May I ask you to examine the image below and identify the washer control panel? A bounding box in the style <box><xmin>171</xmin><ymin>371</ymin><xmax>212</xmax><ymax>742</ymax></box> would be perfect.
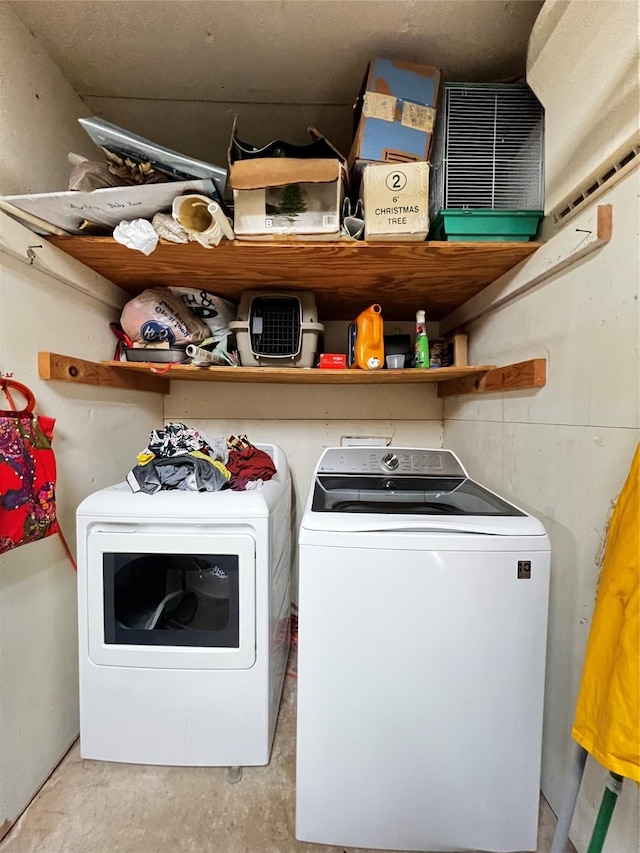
<box><xmin>318</xmin><ymin>448</ymin><xmax>466</xmax><ymax>477</ymax></box>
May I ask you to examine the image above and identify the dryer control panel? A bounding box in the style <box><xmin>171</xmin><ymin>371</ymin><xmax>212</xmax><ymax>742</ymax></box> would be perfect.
<box><xmin>317</xmin><ymin>448</ymin><xmax>467</xmax><ymax>477</ymax></box>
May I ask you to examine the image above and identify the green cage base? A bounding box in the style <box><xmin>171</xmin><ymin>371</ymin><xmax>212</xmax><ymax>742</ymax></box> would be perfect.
<box><xmin>431</xmin><ymin>209</ymin><xmax>543</xmax><ymax>242</ymax></box>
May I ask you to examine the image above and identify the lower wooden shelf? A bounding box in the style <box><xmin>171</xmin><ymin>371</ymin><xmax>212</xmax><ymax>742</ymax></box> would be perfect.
<box><xmin>38</xmin><ymin>352</ymin><xmax>546</xmax><ymax>397</ymax></box>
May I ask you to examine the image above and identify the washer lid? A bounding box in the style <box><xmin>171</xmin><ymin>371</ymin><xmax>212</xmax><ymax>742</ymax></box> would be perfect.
<box><xmin>304</xmin><ymin>474</ymin><xmax>547</xmax><ymax>537</ymax></box>
<box><xmin>304</xmin><ymin>446</ymin><xmax>546</xmax><ymax>537</ymax></box>
<box><xmin>300</xmin><ymin>511</ymin><xmax>547</xmax><ymax>538</ymax></box>
<box><xmin>311</xmin><ymin>474</ymin><xmax>524</xmax><ymax>516</ymax></box>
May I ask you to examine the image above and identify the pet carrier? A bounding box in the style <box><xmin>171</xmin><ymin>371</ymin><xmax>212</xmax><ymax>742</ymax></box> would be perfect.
<box><xmin>430</xmin><ymin>83</ymin><xmax>545</xmax><ymax>240</ymax></box>
<box><xmin>229</xmin><ymin>291</ymin><xmax>323</xmax><ymax>368</ymax></box>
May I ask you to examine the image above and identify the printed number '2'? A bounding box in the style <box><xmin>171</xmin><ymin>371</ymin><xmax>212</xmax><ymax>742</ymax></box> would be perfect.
<box><xmin>385</xmin><ymin>171</ymin><xmax>407</xmax><ymax>192</ymax></box>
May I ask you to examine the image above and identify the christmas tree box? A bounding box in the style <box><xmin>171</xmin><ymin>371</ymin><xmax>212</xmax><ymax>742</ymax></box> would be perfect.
<box><xmin>361</xmin><ymin>161</ymin><xmax>430</xmax><ymax>242</ymax></box>
<box><xmin>228</xmin><ymin>118</ymin><xmax>347</xmax><ymax>241</ymax></box>
<box><xmin>349</xmin><ymin>59</ymin><xmax>441</xmax><ymax>176</ymax></box>
<box><xmin>229</xmin><ymin>158</ymin><xmax>345</xmax><ymax>241</ymax></box>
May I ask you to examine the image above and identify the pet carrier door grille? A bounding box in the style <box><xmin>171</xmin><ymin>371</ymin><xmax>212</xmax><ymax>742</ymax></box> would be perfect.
<box><xmin>431</xmin><ymin>84</ymin><xmax>544</xmax><ymax>218</ymax></box>
<box><xmin>250</xmin><ymin>296</ymin><xmax>302</xmax><ymax>358</ymax></box>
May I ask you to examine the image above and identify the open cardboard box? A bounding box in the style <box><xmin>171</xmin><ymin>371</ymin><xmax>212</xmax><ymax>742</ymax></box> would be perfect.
<box><xmin>228</xmin><ymin>120</ymin><xmax>347</xmax><ymax>241</ymax></box>
<box><xmin>230</xmin><ymin>158</ymin><xmax>344</xmax><ymax>241</ymax></box>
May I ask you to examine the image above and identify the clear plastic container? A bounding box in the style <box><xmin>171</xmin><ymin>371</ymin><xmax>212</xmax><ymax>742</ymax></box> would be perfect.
<box><xmin>386</xmin><ymin>354</ymin><xmax>405</xmax><ymax>369</ymax></box>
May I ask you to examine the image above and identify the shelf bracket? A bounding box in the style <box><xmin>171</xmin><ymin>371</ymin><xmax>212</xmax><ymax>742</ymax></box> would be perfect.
<box><xmin>440</xmin><ymin>204</ymin><xmax>613</xmax><ymax>333</ymax></box>
<box><xmin>38</xmin><ymin>352</ymin><xmax>169</xmax><ymax>394</ymax></box>
<box><xmin>437</xmin><ymin>358</ymin><xmax>546</xmax><ymax>397</ymax></box>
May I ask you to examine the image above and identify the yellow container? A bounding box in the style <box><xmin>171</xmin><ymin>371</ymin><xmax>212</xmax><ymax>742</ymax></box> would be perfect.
<box><xmin>348</xmin><ymin>304</ymin><xmax>384</xmax><ymax>370</ymax></box>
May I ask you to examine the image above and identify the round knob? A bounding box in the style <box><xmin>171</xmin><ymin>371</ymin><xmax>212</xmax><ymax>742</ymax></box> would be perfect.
<box><xmin>381</xmin><ymin>452</ymin><xmax>399</xmax><ymax>471</ymax></box>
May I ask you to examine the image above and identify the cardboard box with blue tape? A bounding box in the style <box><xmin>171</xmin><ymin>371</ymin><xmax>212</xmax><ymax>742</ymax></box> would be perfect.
<box><xmin>349</xmin><ymin>58</ymin><xmax>441</xmax><ymax>174</ymax></box>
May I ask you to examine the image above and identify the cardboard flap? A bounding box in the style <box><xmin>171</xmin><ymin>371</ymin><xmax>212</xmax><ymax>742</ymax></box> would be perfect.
<box><xmin>229</xmin><ymin>158</ymin><xmax>341</xmax><ymax>190</ymax></box>
<box><xmin>307</xmin><ymin>127</ymin><xmax>347</xmax><ymax>164</ymax></box>
<box><xmin>229</xmin><ymin>117</ymin><xmax>346</xmax><ymax>166</ymax></box>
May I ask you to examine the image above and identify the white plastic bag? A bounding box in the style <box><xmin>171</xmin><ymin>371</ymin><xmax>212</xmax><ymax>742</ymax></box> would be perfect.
<box><xmin>121</xmin><ymin>288</ymin><xmax>209</xmax><ymax>346</ymax></box>
<box><xmin>170</xmin><ymin>288</ymin><xmax>237</xmax><ymax>342</ymax></box>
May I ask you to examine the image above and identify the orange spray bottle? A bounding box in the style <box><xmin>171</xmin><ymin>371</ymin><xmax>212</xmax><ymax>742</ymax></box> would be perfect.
<box><xmin>348</xmin><ymin>304</ymin><xmax>384</xmax><ymax>370</ymax></box>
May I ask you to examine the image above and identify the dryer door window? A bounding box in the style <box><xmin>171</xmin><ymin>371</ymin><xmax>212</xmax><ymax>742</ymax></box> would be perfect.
<box><xmin>103</xmin><ymin>552</ymin><xmax>240</xmax><ymax>648</ymax></box>
<box><xmin>86</xmin><ymin>531</ymin><xmax>256</xmax><ymax>670</ymax></box>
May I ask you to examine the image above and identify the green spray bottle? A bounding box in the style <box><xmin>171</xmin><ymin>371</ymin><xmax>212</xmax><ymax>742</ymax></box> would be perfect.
<box><xmin>414</xmin><ymin>309</ymin><xmax>430</xmax><ymax>368</ymax></box>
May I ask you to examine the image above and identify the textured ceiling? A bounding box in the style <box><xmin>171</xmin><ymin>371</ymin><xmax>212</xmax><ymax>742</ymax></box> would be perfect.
<box><xmin>9</xmin><ymin>0</ymin><xmax>544</xmax><ymax>164</ymax></box>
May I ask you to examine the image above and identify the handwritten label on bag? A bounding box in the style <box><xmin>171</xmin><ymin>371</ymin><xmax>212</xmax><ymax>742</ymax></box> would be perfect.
<box><xmin>401</xmin><ymin>103</ymin><xmax>435</xmax><ymax>133</ymax></box>
<box><xmin>363</xmin><ymin>92</ymin><xmax>397</xmax><ymax>123</ymax></box>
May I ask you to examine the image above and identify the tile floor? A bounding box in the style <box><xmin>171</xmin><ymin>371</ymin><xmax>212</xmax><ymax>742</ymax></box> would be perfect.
<box><xmin>2</xmin><ymin>667</ymin><xmax>565</xmax><ymax>853</ymax></box>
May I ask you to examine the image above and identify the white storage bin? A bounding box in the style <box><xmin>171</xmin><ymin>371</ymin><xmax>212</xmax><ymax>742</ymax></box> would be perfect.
<box><xmin>230</xmin><ymin>290</ymin><xmax>323</xmax><ymax>368</ymax></box>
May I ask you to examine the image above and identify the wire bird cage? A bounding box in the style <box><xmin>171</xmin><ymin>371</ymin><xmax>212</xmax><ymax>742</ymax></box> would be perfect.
<box><xmin>430</xmin><ymin>83</ymin><xmax>545</xmax><ymax>220</ymax></box>
<box><xmin>229</xmin><ymin>291</ymin><xmax>323</xmax><ymax>368</ymax></box>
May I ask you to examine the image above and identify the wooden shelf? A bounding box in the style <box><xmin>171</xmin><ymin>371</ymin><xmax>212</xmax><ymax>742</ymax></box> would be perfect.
<box><xmin>102</xmin><ymin>362</ymin><xmax>496</xmax><ymax>385</ymax></box>
<box><xmin>38</xmin><ymin>352</ymin><xmax>546</xmax><ymax>397</ymax></box>
<box><xmin>47</xmin><ymin>237</ymin><xmax>542</xmax><ymax>321</ymax></box>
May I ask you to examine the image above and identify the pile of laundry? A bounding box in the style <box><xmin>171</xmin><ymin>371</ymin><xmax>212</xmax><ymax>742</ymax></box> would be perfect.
<box><xmin>126</xmin><ymin>424</ymin><xmax>276</xmax><ymax>494</ymax></box>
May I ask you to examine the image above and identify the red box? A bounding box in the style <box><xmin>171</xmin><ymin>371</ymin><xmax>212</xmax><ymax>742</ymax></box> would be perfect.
<box><xmin>318</xmin><ymin>353</ymin><xmax>347</xmax><ymax>369</ymax></box>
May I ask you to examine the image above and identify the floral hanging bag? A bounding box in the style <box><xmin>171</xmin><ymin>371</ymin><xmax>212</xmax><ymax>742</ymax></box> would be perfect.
<box><xmin>0</xmin><ymin>379</ymin><xmax>59</xmax><ymax>554</ymax></box>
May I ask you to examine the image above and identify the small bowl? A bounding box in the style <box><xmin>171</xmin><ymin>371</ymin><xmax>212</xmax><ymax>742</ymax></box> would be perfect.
<box><xmin>124</xmin><ymin>347</ymin><xmax>189</xmax><ymax>363</ymax></box>
<box><xmin>386</xmin><ymin>354</ymin><xmax>405</xmax><ymax>369</ymax></box>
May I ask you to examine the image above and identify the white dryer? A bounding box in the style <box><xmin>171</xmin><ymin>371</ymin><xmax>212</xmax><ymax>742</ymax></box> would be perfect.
<box><xmin>76</xmin><ymin>444</ymin><xmax>290</xmax><ymax>768</ymax></box>
<box><xmin>296</xmin><ymin>447</ymin><xmax>550</xmax><ymax>853</ymax></box>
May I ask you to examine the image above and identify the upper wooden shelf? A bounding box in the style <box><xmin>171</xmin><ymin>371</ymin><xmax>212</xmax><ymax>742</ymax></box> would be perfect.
<box><xmin>47</xmin><ymin>237</ymin><xmax>542</xmax><ymax>321</ymax></box>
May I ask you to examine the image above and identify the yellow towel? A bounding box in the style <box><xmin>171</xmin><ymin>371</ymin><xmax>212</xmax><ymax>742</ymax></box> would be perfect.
<box><xmin>572</xmin><ymin>444</ymin><xmax>640</xmax><ymax>782</ymax></box>
<box><xmin>189</xmin><ymin>451</ymin><xmax>231</xmax><ymax>481</ymax></box>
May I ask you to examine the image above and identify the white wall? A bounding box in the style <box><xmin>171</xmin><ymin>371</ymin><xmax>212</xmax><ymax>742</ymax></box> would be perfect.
<box><xmin>527</xmin><ymin>0</ymin><xmax>640</xmax><ymax>215</ymax></box>
<box><xmin>0</xmin><ymin>3</ymin><xmax>95</xmax><ymax>195</ymax></box>
<box><xmin>443</xmin><ymin>173</ymin><xmax>640</xmax><ymax>853</ymax></box>
<box><xmin>0</xmin><ymin>4</ymin><xmax>164</xmax><ymax>831</ymax></box>
<box><xmin>0</xmin><ymin>251</ymin><xmax>163</xmax><ymax>829</ymax></box>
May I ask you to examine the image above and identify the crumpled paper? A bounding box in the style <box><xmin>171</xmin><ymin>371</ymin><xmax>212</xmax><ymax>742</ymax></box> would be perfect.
<box><xmin>113</xmin><ymin>219</ymin><xmax>159</xmax><ymax>255</ymax></box>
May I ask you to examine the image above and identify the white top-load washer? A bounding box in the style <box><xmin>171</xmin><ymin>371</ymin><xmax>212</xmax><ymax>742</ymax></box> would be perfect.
<box><xmin>77</xmin><ymin>443</ymin><xmax>290</xmax><ymax>768</ymax></box>
<box><xmin>296</xmin><ymin>447</ymin><xmax>550</xmax><ymax>853</ymax></box>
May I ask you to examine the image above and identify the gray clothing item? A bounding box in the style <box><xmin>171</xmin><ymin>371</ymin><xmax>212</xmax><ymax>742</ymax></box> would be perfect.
<box><xmin>127</xmin><ymin>455</ymin><xmax>228</xmax><ymax>495</ymax></box>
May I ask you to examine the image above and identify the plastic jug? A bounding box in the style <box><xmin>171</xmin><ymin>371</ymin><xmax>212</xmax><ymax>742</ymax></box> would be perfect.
<box><xmin>348</xmin><ymin>304</ymin><xmax>384</xmax><ymax>370</ymax></box>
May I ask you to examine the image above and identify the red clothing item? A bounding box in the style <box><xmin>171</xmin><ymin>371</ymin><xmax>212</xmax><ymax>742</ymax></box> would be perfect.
<box><xmin>0</xmin><ymin>415</ymin><xmax>59</xmax><ymax>554</ymax></box>
<box><xmin>226</xmin><ymin>436</ymin><xmax>276</xmax><ymax>490</ymax></box>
